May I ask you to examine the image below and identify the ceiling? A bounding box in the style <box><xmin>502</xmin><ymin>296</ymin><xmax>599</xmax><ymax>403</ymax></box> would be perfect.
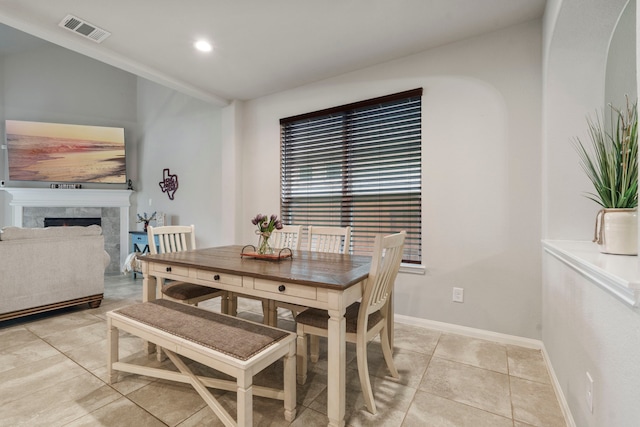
<box><xmin>0</xmin><ymin>0</ymin><xmax>546</xmax><ymax>106</ymax></box>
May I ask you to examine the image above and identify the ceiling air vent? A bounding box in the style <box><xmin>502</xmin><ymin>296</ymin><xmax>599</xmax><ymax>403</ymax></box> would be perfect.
<box><xmin>58</xmin><ymin>14</ymin><xmax>111</xmax><ymax>43</ymax></box>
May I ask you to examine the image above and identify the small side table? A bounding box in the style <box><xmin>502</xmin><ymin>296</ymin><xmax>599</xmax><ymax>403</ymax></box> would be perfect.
<box><xmin>129</xmin><ymin>231</ymin><xmax>159</xmax><ymax>278</ymax></box>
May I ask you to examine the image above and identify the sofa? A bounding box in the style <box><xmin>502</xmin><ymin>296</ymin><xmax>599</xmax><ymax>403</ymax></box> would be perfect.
<box><xmin>0</xmin><ymin>225</ymin><xmax>110</xmax><ymax>321</ymax></box>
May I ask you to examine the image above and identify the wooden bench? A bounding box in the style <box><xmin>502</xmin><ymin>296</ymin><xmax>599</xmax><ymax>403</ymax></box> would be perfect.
<box><xmin>107</xmin><ymin>299</ymin><xmax>296</xmax><ymax>427</ymax></box>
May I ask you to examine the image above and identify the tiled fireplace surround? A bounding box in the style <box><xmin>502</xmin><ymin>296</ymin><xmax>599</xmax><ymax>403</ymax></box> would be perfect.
<box><xmin>2</xmin><ymin>188</ymin><xmax>132</xmax><ymax>274</ymax></box>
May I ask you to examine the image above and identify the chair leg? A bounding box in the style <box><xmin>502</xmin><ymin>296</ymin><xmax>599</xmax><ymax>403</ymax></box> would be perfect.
<box><xmin>310</xmin><ymin>335</ymin><xmax>320</xmax><ymax>363</ymax></box>
<box><xmin>356</xmin><ymin>335</ymin><xmax>377</xmax><ymax>414</ymax></box>
<box><xmin>268</xmin><ymin>300</ymin><xmax>277</xmax><ymax>326</ymax></box>
<box><xmin>229</xmin><ymin>294</ymin><xmax>238</xmax><ymax>316</ymax></box>
<box><xmin>220</xmin><ymin>292</ymin><xmax>229</xmax><ymax>315</ymax></box>
<box><xmin>296</xmin><ymin>332</ymin><xmax>308</xmax><ymax>385</ymax></box>
<box><xmin>380</xmin><ymin>325</ymin><xmax>399</xmax><ymax>378</ymax></box>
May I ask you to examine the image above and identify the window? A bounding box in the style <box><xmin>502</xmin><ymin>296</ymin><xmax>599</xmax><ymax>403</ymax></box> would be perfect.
<box><xmin>280</xmin><ymin>88</ymin><xmax>422</xmax><ymax>263</ymax></box>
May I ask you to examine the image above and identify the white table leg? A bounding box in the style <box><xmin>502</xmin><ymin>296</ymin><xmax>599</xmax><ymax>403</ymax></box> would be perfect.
<box><xmin>326</xmin><ymin>306</ymin><xmax>346</xmax><ymax>427</ymax></box>
<box><xmin>142</xmin><ymin>264</ymin><xmax>156</xmax><ymax>303</ymax></box>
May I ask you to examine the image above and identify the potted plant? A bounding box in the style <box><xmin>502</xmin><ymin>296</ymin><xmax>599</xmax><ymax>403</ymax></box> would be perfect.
<box><xmin>574</xmin><ymin>96</ymin><xmax>638</xmax><ymax>255</ymax></box>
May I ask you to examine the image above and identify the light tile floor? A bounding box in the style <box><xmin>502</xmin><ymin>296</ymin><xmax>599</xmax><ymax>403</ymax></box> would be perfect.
<box><xmin>0</xmin><ymin>274</ymin><xmax>567</xmax><ymax>427</ymax></box>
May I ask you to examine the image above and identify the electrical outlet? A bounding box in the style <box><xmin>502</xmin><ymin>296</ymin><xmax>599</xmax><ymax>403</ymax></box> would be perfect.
<box><xmin>586</xmin><ymin>372</ymin><xmax>594</xmax><ymax>413</ymax></box>
<box><xmin>452</xmin><ymin>287</ymin><xmax>464</xmax><ymax>303</ymax></box>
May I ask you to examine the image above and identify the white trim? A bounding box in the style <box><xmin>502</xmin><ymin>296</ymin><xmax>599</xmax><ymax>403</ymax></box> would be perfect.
<box><xmin>399</xmin><ymin>263</ymin><xmax>426</xmax><ymax>275</ymax></box>
<box><xmin>394</xmin><ymin>314</ymin><xmax>542</xmax><ymax>349</ymax></box>
<box><xmin>541</xmin><ymin>345</ymin><xmax>578</xmax><ymax>427</ymax></box>
<box><xmin>395</xmin><ymin>313</ymin><xmax>575</xmax><ymax>426</ymax></box>
<box><xmin>542</xmin><ymin>240</ymin><xmax>640</xmax><ymax>307</ymax></box>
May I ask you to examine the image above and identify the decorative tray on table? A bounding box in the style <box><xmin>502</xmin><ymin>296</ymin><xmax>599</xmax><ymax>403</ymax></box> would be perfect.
<box><xmin>240</xmin><ymin>245</ymin><xmax>293</xmax><ymax>261</ymax></box>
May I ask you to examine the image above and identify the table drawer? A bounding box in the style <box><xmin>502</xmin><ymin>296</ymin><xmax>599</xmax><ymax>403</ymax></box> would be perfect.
<box><xmin>254</xmin><ymin>278</ymin><xmax>317</xmax><ymax>300</ymax></box>
<box><xmin>196</xmin><ymin>270</ymin><xmax>243</xmax><ymax>288</ymax></box>
<box><xmin>152</xmin><ymin>263</ymin><xmax>189</xmax><ymax>278</ymax></box>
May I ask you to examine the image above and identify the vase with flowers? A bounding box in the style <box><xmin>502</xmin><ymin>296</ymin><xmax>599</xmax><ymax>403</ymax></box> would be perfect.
<box><xmin>574</xmin><ymin>96</ymin><xmax>638</xmax><ymax>255</ymax></box>
<box><xmin>137</xmin><ymin>211</ymin><xmax>157</xmax><ymax>232</ymax></box>
<box><xmin>251</xmin><ymin>213</ymin><xmax>283</xmax><ymax>254</ymax></box>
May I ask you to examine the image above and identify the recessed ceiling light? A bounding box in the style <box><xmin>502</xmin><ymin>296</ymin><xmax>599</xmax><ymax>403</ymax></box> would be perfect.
<box><xmin>194</xmin><ymin>40</ymin><xmax>212</xmax><ymax>52</ymax></box>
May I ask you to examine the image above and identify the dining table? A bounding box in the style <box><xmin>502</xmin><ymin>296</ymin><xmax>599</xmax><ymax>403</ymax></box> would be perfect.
<box><xmin>139</xmin><ymin>244</ymin><xmax>374</xmax><ymax>427</ymax></box>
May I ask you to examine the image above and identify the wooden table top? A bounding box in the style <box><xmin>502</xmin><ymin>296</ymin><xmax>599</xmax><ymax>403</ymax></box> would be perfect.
<box><xmin>140</xmin><ymin>245</ymin><xmax>372</xmax><ymax>290</ymax></box>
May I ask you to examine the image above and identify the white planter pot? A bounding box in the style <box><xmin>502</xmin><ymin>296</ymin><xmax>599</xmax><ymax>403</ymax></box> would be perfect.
<box><xmin>594</xmin><ymin>208</ymin><xmax>638</xmax><ymax>255</ymax></box>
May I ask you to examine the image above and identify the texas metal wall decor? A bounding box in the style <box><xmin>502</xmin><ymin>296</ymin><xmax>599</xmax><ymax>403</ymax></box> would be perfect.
<box><xmin>159</xmin><ymin>168</ymin><xmax>179</xmax><ymax>200</ymax></box>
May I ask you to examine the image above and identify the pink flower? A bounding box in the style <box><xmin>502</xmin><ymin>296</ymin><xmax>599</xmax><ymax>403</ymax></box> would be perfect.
<box><xmin>251</xmin><ymin>213</ymin><xmax>282</xmax><ymax>233</ymax></box>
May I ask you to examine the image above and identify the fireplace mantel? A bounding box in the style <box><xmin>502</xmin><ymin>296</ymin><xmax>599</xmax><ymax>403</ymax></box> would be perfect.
<box><xmin>1</xmin><ymin>187</ymin><xmax>132</xmax><ymax>208</ymax></box>
<box><xmin>1</xmin><ymin>187</ymin><xmax>133</xmax><ymax>267</ymax></box>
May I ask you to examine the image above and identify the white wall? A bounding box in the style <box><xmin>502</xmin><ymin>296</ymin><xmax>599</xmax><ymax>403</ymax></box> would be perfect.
<box><xmin>135</xmin><ymin>78</ymin><xmax>223</xmax><ymax>248</ymax></box>
<box><xmin>219</xmin><ymin>100</ymin><xmax>245</xmax><ymax>245</ymax></box>
<box><xmin>542</xmin><ymin>1</ymin><xmax>640</xmax><ymax>425</ymax></box>
<box><xmin>0</xmin><ymin>45</ymin><xmax>137</xmax><ymax>226</ymax></box>
<box><xmin>0</xmin><ymin>55</ymin><xmax>5</xmax><ymax>225</ymax></box>
<box><xmin>239</xmin><ymin>20</ymin><xmax>543</xmax><ymax>339</ymax></box>
<box><xmin>543</xmin><ymin>0</ymin><xmax>629</xmax><ymax>240</ymax></box>
<box><xmin>0</xmin><ymin>40</ymin><xmax>226</xmax><ymax>252</ymax></box>
<box><xmin>543</xmin><ymin>253</ymin><xmax>640</xmax><ymax>426</ymax></box>
<box><xmin>605</xmin><ymin>0</ymin><xmax>637</xmax><ymax>108</ymax></box>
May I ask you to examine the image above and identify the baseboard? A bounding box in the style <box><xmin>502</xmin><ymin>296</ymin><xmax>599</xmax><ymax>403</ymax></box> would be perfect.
<box><xmin>394</xmin><ymin>314</ymin><xmax>576</xmax><ymax>426</ymax></box>
<box><xmin>394</xmin><ymin>314</ymin><xmax>542</xmax><ymax>348</ymax></box>
<box><xmin>540</xmin><ymin>345</ymin><xmax>577</xmax><ymax>427</ymax></box>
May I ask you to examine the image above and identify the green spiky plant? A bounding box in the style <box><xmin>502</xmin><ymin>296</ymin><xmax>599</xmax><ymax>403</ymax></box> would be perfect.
<box><xmin>574</xmin><ymin>97</ymin><xmax>638</xmax><ymax>209</ymax></box>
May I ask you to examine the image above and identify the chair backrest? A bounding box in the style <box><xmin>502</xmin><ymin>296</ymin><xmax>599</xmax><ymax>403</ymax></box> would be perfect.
<box><xmin>147</xmin><ymin>225</ymin><xmax>196</xmax><ymax>254</ymax></box>
<box><xmin>306</xmin><ymin>225</ymin><xmax>351</xmax><ymax>254</ymax></box>
<box><xmin>358</xmin><ymin>231</ymin><xmax>406</xmax><ymax>330</ymax></box>
<box><xmin>271</xmin><ymin>225</ymin><xmax>302</xmax><ymax>250</ymax></box>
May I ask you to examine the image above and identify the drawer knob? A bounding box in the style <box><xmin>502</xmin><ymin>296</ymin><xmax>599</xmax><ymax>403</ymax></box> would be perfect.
<box><xmin>166</xmin><ymin>267</ymin><xmax>172</xmax><ymax>272</ymax></box>
<box><xmin>214</xmin><ymin>274</ymin><xmax>220</xmax><ymax>281</ymax></box>
<box><xmin>278</xmin><ymin>284</ymin><xmax>286</xmax><ymax>292</ymax></box>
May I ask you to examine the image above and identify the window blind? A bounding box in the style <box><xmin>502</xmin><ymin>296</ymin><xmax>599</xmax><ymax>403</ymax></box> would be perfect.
<box><xmin>280</xmin><ymin>88</ymin><xmax>422</xmax><ymax>263</ymax></box>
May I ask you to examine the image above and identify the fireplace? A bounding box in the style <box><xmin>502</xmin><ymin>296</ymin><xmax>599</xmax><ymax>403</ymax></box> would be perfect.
<box><xmin>45</xmin><ymin>217</ymin><xmax>102</xmax><ymax>227</ymax></box>
<box><xmin>0</xmin><ymin>188</ymin><xmax>133</xmax><ymax>274</ymax></box>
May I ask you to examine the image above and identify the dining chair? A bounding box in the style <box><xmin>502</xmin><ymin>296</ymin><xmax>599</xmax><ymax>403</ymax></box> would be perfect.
<box><xmin>147</xmin><ymin>225</ymin><xmax>228</xmax><ymax>310</ymax></box>
<box><xmin>230</xmin><ymin>225</ymin><xmax>303</xmax><ymax>325</ymax></box>
<box><xmin>306</xmin><ymin>225</ymin><xmax>351</xmax><ymax>254</ymax></box>
<box><xmin>295</xmin><ymin>230</ymin><xmax>406</xmax><ymax>414</ymax></box>
<box><xmin>275</xmin><ymin>224</ymin><xmax>353</xmax><ymax>323</ymax></box>
<box><xmin>267</xmin><ymin>225</ymin><xmax>305</xmax><ymax>323</ymax></box>
<box><xmin>271</xmin><ymin>224</ymin><xmax>302</xmax><ymax>251</ymax></box>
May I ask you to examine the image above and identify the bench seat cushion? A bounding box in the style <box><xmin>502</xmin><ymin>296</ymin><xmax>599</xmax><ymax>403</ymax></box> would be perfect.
<box><xmin>114</xmin><ymin>299</ymin><xmax>290</xmax><ymax>361</ymax></box>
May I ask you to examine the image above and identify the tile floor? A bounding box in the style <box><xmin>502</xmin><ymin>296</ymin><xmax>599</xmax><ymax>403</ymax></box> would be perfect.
<box><xmin>0</xmin><ymin>274</ymin><xmax>567</xmax><ymax>427</ymax></box>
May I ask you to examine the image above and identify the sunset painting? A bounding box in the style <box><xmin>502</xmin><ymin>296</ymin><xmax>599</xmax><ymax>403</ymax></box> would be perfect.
<box><xmin>6</xmin><ymin>120</ymin><xmax>126</xmax><ymax>183</ymax></box>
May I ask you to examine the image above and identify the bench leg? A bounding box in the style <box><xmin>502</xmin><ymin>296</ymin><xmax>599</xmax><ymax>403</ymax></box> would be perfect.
<box><xmin>237</xmin><ymin>372</ymin><xmax>253</xmax><ymax>427</ymax></box>
<box><xmin>284</xmin><ymin>341</ymin><xmax>297</xmax><ymax>421</ymax></box>
<box><xmin>107</xmin><ymin>318</ymin><xmax>119</xmax><ymax>384</ymax></box>
<box><xmin>164</xmin><ymin>349</ymin><xmax>238</xmax><ymax>426</ymax></box>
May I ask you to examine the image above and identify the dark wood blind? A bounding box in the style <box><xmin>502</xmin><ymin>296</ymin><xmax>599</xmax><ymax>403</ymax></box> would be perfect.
<box><xmin>280</xmin><ymin>88</ymin><xmax>422</xmax><ymax>263</ymax></box>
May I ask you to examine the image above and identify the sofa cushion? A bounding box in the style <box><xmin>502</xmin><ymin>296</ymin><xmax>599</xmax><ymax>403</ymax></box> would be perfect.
<box><xmin>0</xmin><ymin>224</ymin><xmax>103</xmax><ymax>241</ymax></box>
